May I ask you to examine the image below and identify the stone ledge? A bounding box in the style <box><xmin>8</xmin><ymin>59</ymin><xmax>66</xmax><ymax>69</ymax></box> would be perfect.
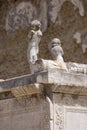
<box><xmin>36</xmin><ymin>68</ymin><xmax>87</xmax><ymax>87</ymax></box>
<box><xmin>0</xmin><ymin>73</ymin><xmax>37</xmax><ymax>92</ymax></box>
<box><xmin>0</xmin><ymin>68</ymin><xmax>87</xmax><ymax>95</ymax></box>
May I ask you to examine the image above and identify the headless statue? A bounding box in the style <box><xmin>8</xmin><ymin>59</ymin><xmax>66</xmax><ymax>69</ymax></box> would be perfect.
<box><xmin>48</xmin><ymin>38</ymin><xmax>68</xmax><ymax>71</ymax></box>
<box><xmin>27</xmin><ymin>20</ymin><xmax>42</xmax><ymax>72</ymax></box>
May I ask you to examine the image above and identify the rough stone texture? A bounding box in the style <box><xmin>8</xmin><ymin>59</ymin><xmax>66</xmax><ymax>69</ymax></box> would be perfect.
<box><xmin>0</xmin><ymin>0</ymin><xmax>87</xmax><ymax>79</ymax></box>
<box><xmin>0</xmin><ymin>94</ymin><xmax>50</xmax><ymax>130</ymax></box>
<box><xmin>11</xmin><ymin>83</ymin><xmax>43</xmax><ymax>97</ymax></box>
<box><xmin>73</xmin><ymin>30</ymin><xmax>87</xmax><ymax>53</ymax></box>
<box><xmin>48</xmin><ymin>0</ymin><xmax>84</xmax><ymax>24</ymax></box>
<box><xmin>6</xmin><ymin>0</ymin><xmax>84</xmax><ymax>32</ymax></box>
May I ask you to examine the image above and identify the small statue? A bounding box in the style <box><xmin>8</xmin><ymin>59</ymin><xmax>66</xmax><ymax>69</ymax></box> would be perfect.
<box><xmin>48</xmin><ymin>38</ymin><xmax>68</xmax><ymax>71</ymax></box>
<box><xmin>27</xmin><ymin>20</ymin><xmax>42</xmax><ymax>64</ymax></box>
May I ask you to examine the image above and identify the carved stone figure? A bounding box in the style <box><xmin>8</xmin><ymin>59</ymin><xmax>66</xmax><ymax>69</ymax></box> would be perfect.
<box><xmin>48</xmin><ymin>38</ymin><xmax>68</xmax><ymax>71</ymax></box>
<box><xmin>27</xmin><ymin>20</ymin><xmax>42</xmax><ymax>73</ymax></box>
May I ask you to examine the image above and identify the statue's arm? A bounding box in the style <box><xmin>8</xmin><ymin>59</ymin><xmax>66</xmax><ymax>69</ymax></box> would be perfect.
<box><xmin>28</xmin><ymin>30</ymin><xmax>35</xmax><ymax>40</ymax></box>
<box><xmin>37</xmin><ymin>31</ymin><xmax>42</xmax><ymax>38</ymax></box>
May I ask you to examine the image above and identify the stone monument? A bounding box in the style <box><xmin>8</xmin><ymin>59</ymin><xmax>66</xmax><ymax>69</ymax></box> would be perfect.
<box><xmin>1</xmin><ymin>19</ymin><xmax>87</xmax><ymax>130</ymax></box>
<box><xmin>27</xmin><ymin>23</ymin><xmax>68</xmax><ymax>73</ymax></box>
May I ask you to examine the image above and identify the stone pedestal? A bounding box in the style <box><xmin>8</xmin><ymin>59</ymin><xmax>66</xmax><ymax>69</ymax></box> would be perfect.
<box><xmin>0</xmin><ymin>68</ymin><xmax>87</xmax><ymax>130</ymax></box>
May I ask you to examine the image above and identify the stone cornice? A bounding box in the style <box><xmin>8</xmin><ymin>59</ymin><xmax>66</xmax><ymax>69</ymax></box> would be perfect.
<box><xmin>0</xmin><ymin>68</ymin><xmax>87</xmax><ymax>96</ymax></box>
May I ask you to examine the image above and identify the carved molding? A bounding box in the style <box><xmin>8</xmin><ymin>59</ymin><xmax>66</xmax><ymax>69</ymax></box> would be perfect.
<box><xmin>54</xmin><ymin>105</ymin><xmax>64</xmax><ymax>130</ymax></box>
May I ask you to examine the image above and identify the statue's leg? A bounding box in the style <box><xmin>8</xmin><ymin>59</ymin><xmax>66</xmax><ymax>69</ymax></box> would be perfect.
<box><xmin>30</xmin><ymin>47</ymin><xmax>38</xmax><ymax>64</ymax></box>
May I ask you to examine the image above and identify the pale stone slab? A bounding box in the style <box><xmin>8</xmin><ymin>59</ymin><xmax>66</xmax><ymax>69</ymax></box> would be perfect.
<box><xmin>0</xmin><ymin>95</ymin><xmax>50</xmax><ymax>130</ymax></box>
<box><xmin>65</xmin><ymin>108</ymin><xmax>87</xmax><ymax>130</ymax></box>
<box><xmin>36</xmin><ymin>68</ymin><xmax>87</xmax><ymax>87</ymax></box>
<box><xmin>53</xmin><ymin>94</ymin><xmax>87</xmax><ymax>130</ymax></box>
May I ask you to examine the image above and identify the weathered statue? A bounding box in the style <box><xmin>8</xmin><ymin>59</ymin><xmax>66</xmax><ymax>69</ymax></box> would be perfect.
<box><xmin>28</xmin><ymin>35</ymin><xmax>87</xmax><ymax>74</ymax></box>
<box><xmin>27</xmin><ymin>20</ymin><xmax>42</xmax><ymax>72</ymax></box>
<box><xmin>48</xmin><ymin>38</ymin><xmax>68</xmax><ymax>71</ymax></box>
<box><xmin>27</xmin><ymin>20</ymin><xmax>42</xmax><ymax>64</ymax></box>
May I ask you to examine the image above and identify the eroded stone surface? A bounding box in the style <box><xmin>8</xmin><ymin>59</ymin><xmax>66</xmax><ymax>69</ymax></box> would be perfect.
<box><xmin>48</xmin><ymin>0</ymin><xmax>84</xmax><ymax>24</ymax></box>
<box><xmin>6</xmin><ymin>0</ymin><xmax>48</xmax><ymax>32</ymax></box>
<box><xmin>6</xmin><ymin>0</ymin><xmax>84</xmax><ymax>32</ymax></box>
<box><xmin>6</xmin><ymin>2</ymin><xmax>37</xmax><ymax>32</ymax></box>
<box><xmin>73</xmin><ymin>29</ymin><xmax>87</xmax><ymax>53</ymax></box>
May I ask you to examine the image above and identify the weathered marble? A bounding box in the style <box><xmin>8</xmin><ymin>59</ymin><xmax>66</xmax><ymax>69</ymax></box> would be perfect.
<box><xmin>27</xmin><ymin>20</ymin><xmax>42</xmax><ymax>73</ymax></box>
<box><xmin>36</xmin><ymin>68</ymin><xmax>87</xmax><ymax>89</ymax></box>
<box><xmin>1</xmin><ymin>67</ymin><xmax>87</xmax><ymax>95</ymax></box>
<box><xmin>0</xmin><ymin>69</ymin><xmax>87</xmax><ymax>130</ymax></box>
<box><xmin>27</xmin><ymin>20</ymin><xmax>42</xmax><ymax>64</ymax></box>
<box><xmin>0</xmin><ymin>95</ymin><xmax>50</xmax><ymax>130</ymax></box>
<box><xmin>31</xmin><ymin>59</ymin><xmax>87</xmax><ymax>74</ymax></box>
<box><xmin>66</xmin><ymin>62</ymin><xmax>87</xmax><ymax>74</ymax></box>
<box><xmin>0</xmin><ymin>1</ymin><xmax>87</xmax><ymax>130</ymax></box>
<box><xmin>0</xmin><ymin>64</ymin><xmax>87</xmax><ymax>130</ymax></box>
<box><xmin>53</xmin><ymin>94</ymin><xmax>87</xmax><ymax>130</ymax></box>
<box><xmin>48</xmin><ymin>38</ymin><xmax>68</xmax><ymax>71</ymax></box>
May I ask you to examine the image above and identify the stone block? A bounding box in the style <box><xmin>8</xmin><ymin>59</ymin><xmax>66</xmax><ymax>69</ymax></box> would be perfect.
<box><xmin>0</xmin><ymin>95</ymin><xmax>50</xmax><ymax>130</ymax></box>
<box><xmin>53</xmin><ymin>94</ymin><xmax>87</xmax><ymax>130</ymax></box>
